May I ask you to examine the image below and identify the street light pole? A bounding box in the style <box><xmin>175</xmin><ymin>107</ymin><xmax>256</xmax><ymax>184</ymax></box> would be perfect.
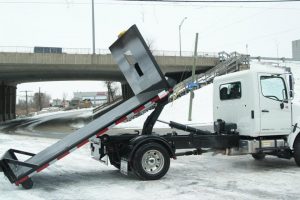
<box><xmin>179</xmin><ymin>17</ymin><xmax>187</xmax><ymax>57</ymax></box>
<box><xmin>92</xmin><ymin>0</ymin><xmax>96</xmax><ymax>54</ymax></box>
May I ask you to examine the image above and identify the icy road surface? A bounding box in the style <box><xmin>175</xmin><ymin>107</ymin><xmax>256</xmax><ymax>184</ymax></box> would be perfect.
<box><xmin>0</xmin><ymin>133</ymin><xmax>299</xmax><ymax>200</ymax></box>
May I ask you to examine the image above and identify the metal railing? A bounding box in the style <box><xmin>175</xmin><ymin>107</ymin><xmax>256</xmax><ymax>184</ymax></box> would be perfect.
<box><xmin>0</xmin><ymin>46</ymin><xmax>217</xmax><ymax>58</ymax></box>
<box><xmin>151</xmin><ymin>50</ymin><xmax>218</xmax><ymax>58</ymax></box>
<box><xmin>0</xmin><ymin>46</ymin><xmax>110</xmax><ymax>55</ymax></box>
<box><xmin>92</xmin><ymin>96</ymin><xmax>123</xmax><ymax>114</ymax></box>
<box><xmin>171</xmin><ymin>52</ymin><xmax>250</xmax><ymax>100</ymax></box>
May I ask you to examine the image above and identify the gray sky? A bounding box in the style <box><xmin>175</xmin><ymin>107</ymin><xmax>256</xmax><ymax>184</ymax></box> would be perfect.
<box><xmin>1</xmin><ymin>0</ymin><xmax>300</xmax><ymax>100</ymax></box>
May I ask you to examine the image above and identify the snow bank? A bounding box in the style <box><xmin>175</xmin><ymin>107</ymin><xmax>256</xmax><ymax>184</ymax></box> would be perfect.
<box><xmin>30</xmin><ymin>107</ymin><xmax>93</xmax><ymax>119</ymax></box>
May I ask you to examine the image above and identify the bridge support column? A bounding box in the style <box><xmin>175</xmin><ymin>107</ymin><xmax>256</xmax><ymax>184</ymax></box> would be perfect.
<box><xmin>8</xmin><ymin>85</ymin><xmax>16</xmax><ymax>120</ymax></box>
<box><xmin>12</xmin><ymin>86</ymin><xmax>16</xmax><ymax>119</ymax></box>
<box><xmin>0</xmin><ymin>83</ymin><xmax>16</xmax><ymax>122</ymax></box>
<box><xmin>121</xmin><ymin>83</ymin><xmax>134</xmax><ymax>100</ymax></box>
<box><xmin>5</xmin><ymin>85</ymin><xmax>9</xmax><ymax>120</ymax></box>
<box><xmin>0</xmin><ymin>84</ymin><xmax>5</xmax><ymax>122</ymax></box>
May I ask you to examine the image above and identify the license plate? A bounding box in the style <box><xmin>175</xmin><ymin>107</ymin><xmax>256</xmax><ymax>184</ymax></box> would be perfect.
<box><xmin>120</xmin><ymin>159</ymin><xmax>128</xmax><ymax>175</ymax></box>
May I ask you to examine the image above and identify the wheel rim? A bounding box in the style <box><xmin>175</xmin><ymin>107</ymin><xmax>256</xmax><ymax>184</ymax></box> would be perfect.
<box><xmin>141</xmin><ymin>149</ymin><xmax>165</xmax><ymax>175</ymax></box>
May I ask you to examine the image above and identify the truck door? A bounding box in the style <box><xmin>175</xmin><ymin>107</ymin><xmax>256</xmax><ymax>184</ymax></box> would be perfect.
<box><xmin>259</xmin><ymin>73</ymin><xmax>291</xmax><ymax>136</ymax></box>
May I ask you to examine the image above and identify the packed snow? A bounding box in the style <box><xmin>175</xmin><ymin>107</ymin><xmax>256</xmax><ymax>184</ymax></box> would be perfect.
<box><xmin>0</xmin><ymin>133</ymin><xmax>300</xmax><ymax>200</ymax></box>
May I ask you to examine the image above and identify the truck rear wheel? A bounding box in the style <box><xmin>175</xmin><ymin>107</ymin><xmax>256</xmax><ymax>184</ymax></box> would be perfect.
<box><xmin>294</xmin><ymin>137</ymin><xmax>300</xmax><ymax>167</ymax></box>
<box><xmin>252</xmin><ymin>152</ymin><xmax>266</xmax><ymax>160</ymax></box>
<box><xmin>132</xmin><ymin>142</ymin><xmax>170</xmax><ymax>180</ymax></box>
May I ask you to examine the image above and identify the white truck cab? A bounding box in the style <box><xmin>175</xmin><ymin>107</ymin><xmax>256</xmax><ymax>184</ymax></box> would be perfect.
<box><xmin>213</xmin><ymin>67</ymin><xmax>300</xmax><ymax>162</ymax></box>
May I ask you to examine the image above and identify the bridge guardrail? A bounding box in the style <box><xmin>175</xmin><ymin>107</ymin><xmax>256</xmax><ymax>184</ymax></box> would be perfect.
<box><xmin>0</xmin><ymin>46</ymin><xmax>217</xmax><ymax>58</ymax></box>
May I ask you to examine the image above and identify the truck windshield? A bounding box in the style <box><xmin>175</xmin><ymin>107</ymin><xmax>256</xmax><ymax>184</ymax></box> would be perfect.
<box><xmin>260</xmin><ymin>76</ymin><xmax>287</xmax><ymax>101</ymax></box>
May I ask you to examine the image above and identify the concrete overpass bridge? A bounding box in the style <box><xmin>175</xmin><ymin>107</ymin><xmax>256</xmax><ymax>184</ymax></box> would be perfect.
<box><xmin>0</xmin><ymin>47</ymin><xmax>220</xmax><ymax>122</ymax></box>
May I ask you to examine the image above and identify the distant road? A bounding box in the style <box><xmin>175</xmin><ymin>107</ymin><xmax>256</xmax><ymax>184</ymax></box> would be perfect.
<box><xmin>0</xmin><ymin>109</ymin><xmax>93</xmax><ymax>139</ymax></box>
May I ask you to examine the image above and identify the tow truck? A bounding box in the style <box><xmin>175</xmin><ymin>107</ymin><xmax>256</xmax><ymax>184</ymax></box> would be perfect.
<box><xmin>0</xmin><ymin>25</ymin><xmax>299</xmax><ymax>189</ymax></box>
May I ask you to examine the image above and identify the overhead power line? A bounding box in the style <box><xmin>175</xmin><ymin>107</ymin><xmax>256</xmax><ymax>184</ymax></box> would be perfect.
<box><xmin>0</xmin><ymin>0</ymin><xmax>300</xmax><ymax>4</ymax></box>
<box><xmin>221</xmin><ymin>25</ymin><xmax>300</xmax><ymax>47</ymax></box>
<box><xmin>0</xmin><ymin>1</ymin><xmax>299</xmax><ymax>9</ymax></box>
<box><xmin>120</xmin><ymin>0</ymin><xmax>300</xmax><ymax>3</ymax></box>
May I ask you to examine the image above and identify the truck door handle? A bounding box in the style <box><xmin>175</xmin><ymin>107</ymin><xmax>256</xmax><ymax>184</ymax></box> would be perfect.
<box><xmin>262</xmin><ymin>110</ymin><xmax>269</xmax><ymax>113</ymax></box>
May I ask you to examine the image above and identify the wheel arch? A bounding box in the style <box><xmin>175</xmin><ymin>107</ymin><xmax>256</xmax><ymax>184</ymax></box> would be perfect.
<box><xmin>288</xmin><ymin>129</ymin><xmax>300</xmax><ymax>150</ymax></box>
<box><xmin>293</xmin><ymin>132</ymin><xmax>300</xmax><ymax>149</ymax></box>
<box><xmin>128</xmin><ymin>135</ymin><xmax>175</xmax><ymax>162</ymax></box>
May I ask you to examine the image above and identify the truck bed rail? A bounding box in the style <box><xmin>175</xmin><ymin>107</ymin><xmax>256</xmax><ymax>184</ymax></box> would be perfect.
<box><xmin>0</xmin><ymin>24</ymin><xmax>172</xmax><ymax>187</ymax></box>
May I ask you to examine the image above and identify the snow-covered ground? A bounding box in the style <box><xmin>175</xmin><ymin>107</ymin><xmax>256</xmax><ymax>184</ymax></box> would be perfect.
<box><xmin>0</xmin><ymin>133</ymin><xmax>300</xmax><ymax>200</ymax></box>
<box><xmin>0</xmin><ymin>108</ymin><xmax>94</xmax><ymax>138</ymax></box>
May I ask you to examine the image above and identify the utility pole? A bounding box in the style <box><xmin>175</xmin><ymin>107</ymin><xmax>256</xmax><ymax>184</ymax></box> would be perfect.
<box><xmin>188</xmin><ymin>33</ymin><xmax>198</xmax><ymax>121</ymax></box>
<box><xmin>20</xmin><ymin>90</ymin><xmax>33</xmax><ymax>115</ymax></box>
<box><xmin>92</xmin><ymin>0</ymin><xmax>96</xmax><ymax>54</ymax></box>
<box><xmin>106</xmin><ymin>81</ymin><xmax>115</xmax><ymax>103</ymax></box>
<box><xmin>38</xmin><ymin>87</ymin><xmax>42</xmax><ymax>111</ymax></box>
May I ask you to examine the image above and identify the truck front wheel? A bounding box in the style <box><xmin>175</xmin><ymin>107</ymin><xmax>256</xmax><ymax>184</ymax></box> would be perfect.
<box><xmin>132</xmin><ymin>142</ymin><xmax>170</xmax><ymax>180</ymax></box>
<box><xmin>294</xmin><ymin>137</ymin><xmax>300</xmax><ymax>167</ymax></box>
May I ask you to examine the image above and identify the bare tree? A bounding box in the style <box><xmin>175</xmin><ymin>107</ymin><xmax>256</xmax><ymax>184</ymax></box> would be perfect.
<box><xmin>62</xmin><ymin>92</ymin><xmax>68</xmax><ymax>101</ymax></box>
<box><xmin>146</xmin><ymin>38</ymin><xmax>155</xmax><ymax>53</ymax></box>
<box><xmin>33</xmin><ymin>92</ymin><xmax>51</xmax><ymax>110</ymax></box>
<box><xmin>104</xmin><ymin>81</ymin><xmax>119</xmax><ymax>103</ymax></box>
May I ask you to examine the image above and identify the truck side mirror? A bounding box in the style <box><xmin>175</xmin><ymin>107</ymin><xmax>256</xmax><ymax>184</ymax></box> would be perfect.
<box><xmin>289</xmin><ymin>74</ymin><xmax>294</xmax><ymax>99</ymax></box>
<box><xmin>290</xmin><ymin>90</ymin><xmax>294</xmax><ymax>99</ymax></box>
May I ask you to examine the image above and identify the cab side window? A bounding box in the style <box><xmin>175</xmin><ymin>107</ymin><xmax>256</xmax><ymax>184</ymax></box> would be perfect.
<box><xmin>260</xmin><ymin>76</ymin><xmax>287</xmax><ymax>101</ymax></box>
<box><xmin>220</xmin><ymin>82</ymin><xmax>241</xmax><ymax>100</ymax></box>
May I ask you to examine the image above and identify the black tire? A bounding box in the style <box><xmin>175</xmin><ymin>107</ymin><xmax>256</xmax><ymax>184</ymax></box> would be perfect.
<box><xmin>132</xmin><ymin>142</ymin><xmax>170</xmax><ymax>180</ymax></box>
<box><xmin>294</xmin><ymin>137</ymin><xmax>300</xmax><ymax>167</ymax></box>
<box><xmin>252</xmin><ymin>152</ymin><xmax>266</xmax><ymax>160</ymax></box>
<box><xmin>21</xmin><ymin>178</ymin><xmax>33</xmax><ymax>189</ymax></box>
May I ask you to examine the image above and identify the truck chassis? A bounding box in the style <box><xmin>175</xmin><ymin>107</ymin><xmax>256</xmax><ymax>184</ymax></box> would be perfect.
<box><xmin>91</xmin><ymin>98</ymin><xmax>294</xmax><ymax>181</ymax></box>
